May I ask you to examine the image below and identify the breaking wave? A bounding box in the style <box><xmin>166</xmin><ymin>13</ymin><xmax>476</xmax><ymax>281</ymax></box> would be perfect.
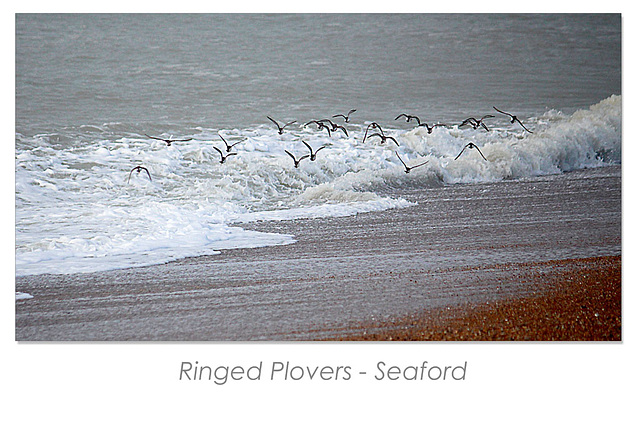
<box><xmin>15</xmin><ymin>95</ymin><xmax>621</xmax><ymax>276</ymax></box>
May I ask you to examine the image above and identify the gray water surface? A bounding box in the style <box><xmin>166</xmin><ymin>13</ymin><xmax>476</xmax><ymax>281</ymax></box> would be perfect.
<box><xmin>16</xmin><ymin>13</ymin><xmax>621</xmax><ymax>135</ymax></box>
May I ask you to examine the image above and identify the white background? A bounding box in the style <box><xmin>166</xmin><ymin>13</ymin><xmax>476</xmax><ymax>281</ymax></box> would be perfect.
<box><xmin>5</xmin><ymin>2</ymin><xmax>637</xmax><ymax>426</ymax></box>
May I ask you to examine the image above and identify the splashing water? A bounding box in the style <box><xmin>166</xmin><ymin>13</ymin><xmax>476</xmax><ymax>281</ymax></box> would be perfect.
<box><xmin>15</xmin><ymin>95</ymin><xmax>621</xmax><ymax>276</ymax></box>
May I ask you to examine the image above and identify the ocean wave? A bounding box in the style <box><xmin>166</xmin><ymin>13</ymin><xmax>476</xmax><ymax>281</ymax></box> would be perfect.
<box><xmin>15</xmin><ymin>95</ymin><xmax>621</xmax><ymax>276</ymax></box>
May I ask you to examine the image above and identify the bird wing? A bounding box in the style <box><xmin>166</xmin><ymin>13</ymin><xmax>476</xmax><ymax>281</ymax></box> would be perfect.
<box><xmin>302</xmin><ymin>140</ymin><xmax>313</xmax><ymax>154</ymax></box>
<box><xmin>515</xmin><ymin>118</ymin><xmax>533</xmax><ymax>133</ymax></box>
<box><xmin>367</xmin><ymin>133</ymin><xmax>383</xmax><ymax>140</ymax></box>
<box><xmin>174</xmin><ymin>138</ymin><xmax>192</xmax><ymax>142</ymax></box>
<box><xmin>315</xmin><ymin>145</ymin><xmax>327</xmax><ymax>153</ymax></box>
<box><xmin>337</xmin><ymin>125</ymin><xmax>348</xmax><ymax>137</ymax></box>
<box><xmin>212</xmin><ymin>146</ymin><xmax>224</xmax><ymax>159</ymax></box>
<box><xmin>492</xmin><ymin>106</ymin><xmax>511</xmax><ymax>117</ymax></box>
<box><xmin>267</xmin><ymin>116</ymin><xmax>280</xmax><ymax>128</ymax></box>
<box><xmin>363</xmin><ymin>123</ymin><xmax>380</xmax><ymax>143</ymax></box>
<box><xmin>145</xmin><ymin>134</ymin><xmax>164</xmax><ymax>141</ymax></box>
<box><xmin>331</xmin><ymin>114</ymin><xmax>346</xmax><ymax>119</ymax></box>
<box><xmin>410</xmin><ymin>160</ymin><xmax>429</xmax><ymax>170</ymax></box>
<box><xmin>141</xmin><ymin>167</ymin><xmax>152</xmax><ymax>181</ymax></box>
<box><xmin>387</xmin><ymin>136</ymin><xmax>399</xmax><ymax>146</ymax></box>
<box><xmin>367</xmin><ymin>121</ymin><xmax>382</xmax><ymax>131</ymax></box>
<box><xmin>128</xmin><ymin>166</ymin><xmax>151</xmax><ymax>183</ymax></box>
<box><xmin>348</xmin><ymin>109</ymin><xmax>357</xmax><ymax>115</ymax></box>
<box><xmin>454</xmin><ymin>145</ymin><xmax>468</xmax><ymax>160</ymax></box>
<box><xmin>395</xmin><ymin>114</ymin><xmax>407</xmax><ymax>120</ymax></box>
<box><xmin>284</xmin><ymin>150</ymin><xmax>296</xmax><ymax>161</ymax></box>
<box><xmin>409</xmin><ymin>115</ymin><xmax>421</xmax><ymax>125</ymax></box>
<box><xmin>299</xmin><ymin>155</ymin><xmax>310</xmax><ymax>161</ymax></box>
<box><xmin>283</xmin><ymin>121</ymin><xmax>297</xmax><ymax>128</ymax></box>
<box><xmin>473</xmin><ymin>145</ymin><xmax>488</xmax><ymax>160</ymax></box>
<box><xmin>395</xmin><ymin>151</ymin><xmax>408</xmax><ymax>169</ymax></box>
<box><xmin>480</xmin><ymin>115</ymin><xmax>495</xmax><ymax>120</ymax></box>
<box><xmin>362</xmin><ymin>125</ymin><xmax>371</xmax><ymax>143</ymax></box>
<box><xmin>415</xmin><ymin>160</ymin><xmax>429</xmax><ymax>168</ymax></box>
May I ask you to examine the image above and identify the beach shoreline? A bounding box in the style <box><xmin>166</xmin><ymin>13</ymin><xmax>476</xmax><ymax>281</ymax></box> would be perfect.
<box><xmin>15</xmin><ymin>166</ymin><xmax>621</xmax><ymax>341</ymax></box>
<box><xmin>323</xmin><ymin>255</ymin><xmax>621</xmax><ymax>341</ymax></box>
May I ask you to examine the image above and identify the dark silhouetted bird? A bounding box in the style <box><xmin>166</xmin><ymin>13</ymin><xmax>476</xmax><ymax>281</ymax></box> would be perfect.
<box><xmin>492</xmin><ymin>106</ymin><xmax>533</xmax><ymax>133</ymax></box>
<box><xmin>304</xmin><ymin>120</ymin><xmax>333</xmax><ymax>137</ymax></box>
<box><xmin>212</xmin><ymin>146</ymin><xmax>237</xmax><ymax>164</ymax></box>
<box><xmin>284</xmin><ymin>150</ymin><xmax>310</xmax><ymax>168</ymax></box>
<box><xmin>362</xmin><ymin>122</ymin><xmax>384</xmax><ymax>143</ymax></box>
<box><xmin>324</xmin><ymin>119</ymin><xmax>348</xmax><ymax>137</ymax></box>
<box><xmin>267</xmin><ymin>116</ymin><xmax>297</xmax><ymax>134</ymax></box>
<box><xmin>395</xmin><ymin>113</ymin><xmax>422</xmax><ymax>125</ymax></box>
<box><xmin>128</xmin><ymin>166</ymin><xmax>152</xmax><ymax>183</ymax></box>
<box><xmin>218</xmin><ymin>134</ymin><xmax>243</xmax><ymax>152</ymax></box>
<box><xmin>455</xmin><ymin>143</ymin><xmax>487</xmax><ymax>161</ymax></box>
<box><xmin>332</xmin><ymin>109</ymin><xmax>357</xmax><ymax>123</ymax></box>
<box><xmin>302</xmin><ymin>140</ymin><xmax>326</xmax><ymax>161</ymax></box>
<box><xmin>145</xmin><ymin>134</ymin><xmax>192</xmax><ymax>146</ymax></box>
<box><xmin>460</xmin><ymin>115</ymin><xmax>494</xmax><ymax>131</ymax></box>
<box><xmin>367</xmin><ymin>133</ymin><xmax>399</xmax><ymax>146</ymax></box>
<box><xmin>396</xmin><ymin>152</ymin><xmax>429</xmax><ymax>173</ymax></box>
<box><xmin>418</xmin><ymin>122</ymin><xmax>448</xmax><ymax>134</ymax></box>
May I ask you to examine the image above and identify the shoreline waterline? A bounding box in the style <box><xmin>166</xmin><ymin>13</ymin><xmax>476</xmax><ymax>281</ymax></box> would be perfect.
<box><xmin>15</xmin><ymin>95</ymin><xmax>621</xmax><ymax>277</ymax></box>
<box><xmin>15</xmin><ymin>165</ymin><xmax>621</xmax><ymax>341</ymax></box>
<box><xmin>324</xmin><ymin>255</ymin><xmax>621</xmax><ymax>341</ymax></box>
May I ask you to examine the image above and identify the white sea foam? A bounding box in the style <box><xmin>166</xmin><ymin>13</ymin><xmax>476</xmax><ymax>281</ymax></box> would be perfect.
<box><xmin>15</xmin><ymin>96</ymin><xmax>621</xmax><ymax>276</ymax></box>
<box><xmin>15</xmin><ymin>292</ymin><xmax>34</xmax><ymax>301</ymax></box>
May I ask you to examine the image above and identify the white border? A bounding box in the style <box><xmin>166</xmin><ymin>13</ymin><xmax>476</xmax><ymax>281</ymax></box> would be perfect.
<box><xmin>5</xmin><ymin>3</ymin><xmax>637</xmax><ymax>426</ymax></box>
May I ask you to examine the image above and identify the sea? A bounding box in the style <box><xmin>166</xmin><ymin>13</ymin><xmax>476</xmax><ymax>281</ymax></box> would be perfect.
<box><xmin>15</xmin><ymin>13</ymin><xmax>622</xmax><ymax>277</ymax></box>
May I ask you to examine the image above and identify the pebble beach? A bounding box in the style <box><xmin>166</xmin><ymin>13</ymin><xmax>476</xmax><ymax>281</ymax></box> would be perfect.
<box><xmin>15</xmin><ymin>166</ymin><xmax>621</xmax><ymax>341</ymax></box>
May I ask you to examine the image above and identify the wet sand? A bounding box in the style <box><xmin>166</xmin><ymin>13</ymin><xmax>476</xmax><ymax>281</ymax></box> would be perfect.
<box><xmin>329</xmin><ymin>256</ymin><xmax>621</xmax><ymax>341</ymax></box>
<box><xmin>15</xmin><ymin>166</ymin><xmax>621</xmax><ymax>341</ymax></box>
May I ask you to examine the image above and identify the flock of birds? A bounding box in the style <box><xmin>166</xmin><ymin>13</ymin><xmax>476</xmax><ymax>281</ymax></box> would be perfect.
<box><xmin>127</xmin><ymin>106</ymin><xmax>534</xmax><ymax>183</ymax></box>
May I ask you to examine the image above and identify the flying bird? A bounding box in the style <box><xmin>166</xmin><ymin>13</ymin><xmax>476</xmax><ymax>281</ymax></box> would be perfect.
<box><xmin>418</xmin><ymin>122</ymin><xmax>448</xmax><ymax>134</ymax></box>
<box><xmin>304</xmin><ymin>120</ymin><xmax>333</xmax><ymax>137</ymax></box>
<box><xmin>308</xmin><ymin>119</ymin><xmax>349</xmax><ymax>137</ymax></box>
<box><xmin>302</xmin><ymin>140</ymin><xmax>326</xmax><ymax>161</ymax></box>
<box><xmin>460</xmin><ymin>115</ymin><xmax>494</xmax><ymax>131</ymax></box>
<box><xmin>267</xmin><ymin>116</ymin><xmax>297</xmax><ymax>134</ymax></box>
<box><xmin>367</xmin><ymin>133</ymin><xmax>399</xmax><ymax>146</ymax></box>
<box><xmin>395</xmin><ymin>113</ymin><xmax>421</xmax><ymax>125</ymax></box>
<box><xmin>362</xmin><ymin>122</ymin><xmax>384</xmax><ymax>143</ymax></box>
<box><xmin>492</xmin><ymin>106</ymin><xmax>533</xmax><ymax>133</ymax></box>
<box><xmin>128</xmin><ymin>166</ymin><xmax>152</xmax><ymax>183</ymax></box>
<box><xmin>332</xmin><ymin>109</ymin><xmax>357</xmax><ymax>123</ymax></box>
<box><xmin>212</xmin><ymin>146</ymin><xmax>238</xmax><ymax>164</ymax></box>
<box><xmin>145</xmin><ymin>134</ymin><xmax>193</xmax><ymax>146</ymax></box>
<box><xmin>332</xmin><ymin>124</ymin><xmax>348</xmax><ymax>137</ymax></box>
<box><xmin>455</xmin><ymin>143</ymin><xmax>487</xmax><ymax>161</ymax></box>
<box><xmin>324</xmin><ymin>119</ymin><xmax>349</xmax><ymax>137</ymax></box>
<box><xmin>396</xmin><ymin>152</ymin><xmax>429</xmax><ymax>174</ymax></box>
<box><xmin>284</xmin><ymin>150</ymin><xmax>310</xmax><ymax>168</ymax></box>
<box><xmin>218</xmin><ymin>134</ymin><xmax>243</xmax><ymax>152</ymax></box>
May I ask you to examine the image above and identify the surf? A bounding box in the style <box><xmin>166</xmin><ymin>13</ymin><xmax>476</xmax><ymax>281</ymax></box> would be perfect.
<box><xmin>14</xmin><ymin>95</ymin><xmax>621</xmax><ymax>276</ymax></box>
